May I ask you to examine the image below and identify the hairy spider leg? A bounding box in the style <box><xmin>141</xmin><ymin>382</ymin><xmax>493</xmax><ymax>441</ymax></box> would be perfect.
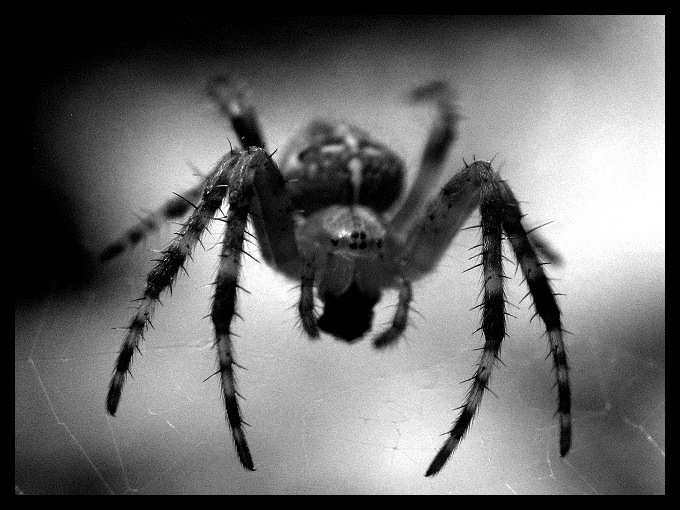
<box><xmin>106</xmin><ymin>146</ymin><xmax>301</xmax><ymax>472</ymax></box>
<box><xmin>372</xmin><ymin>278</ymin><xmax>413</xmax><ymax>348</ymax></box>
<box><xmin>207</xmin><ymin>75</ymin><xmax>325</xmax><ymax>343</ymax></box>
<box><xmin>368</xmin><ymin>82</ymin><xmax>460</xmax><ymax>350</ymax></box>
<box><xmin>207</xmin><ymin>75</ymin><xmax>266</xmax><ymax>149</ymax></box>
<box><xmin>99</xmin><ymin>184</ymin><xmax>204</xmax><ymax>262</ymax></box>
<box><xmin>299</xmin><ymin>257</ymin><xmax>320</xmax><ymax>338</ymax></box>
<box><xmin>100</xmin><ymin>76</ymin><xmax>267</xmax><ymax>264</ymax></box>
<box><xmin>499</xmin><ymin>182</ymin><xmax>571</xmax><ymax>457</ymax></box>
<box><xmin>390</xmin><ymin>81</ymin><xmax>460</xmax><ymax>238</ymax></box>
<box><xmin>106</xmin><ymin>151</ymin><xmax>237</xmax><ymax>414</ymax></box>
<box><xmin>210</xmin><ymin>147</ymin><xmax>301</xmax><ymax>471</ymax></box>
<box><xmin>210</xmin><ymin>153</ymin><xmax>257</xmax><ymax>471</ymax></box>
<box><xmin>424</xmin><ymin>166</ymin><xmax>509</xmax><ymax>476</ymax></box>
<box><xmin>206</xmin><ymin>75</ymin><xmax>306</xmax><ymax>276</ymax></box>
<box><xmin>397</xmin><ymin>160</ymin><xmax>571</xmax><ymax>476</ymax></box>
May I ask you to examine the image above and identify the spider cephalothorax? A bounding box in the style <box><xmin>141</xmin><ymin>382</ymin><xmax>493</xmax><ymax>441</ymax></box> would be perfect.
<box><xmin>274</xmin><ymin>122</ymin><xmax>405</xmax><ymax>341</ymax></box>
<box><xmin>104</xmin><ymin>78</ymin><xmax>571</xmax><ymax>477</ymax></box>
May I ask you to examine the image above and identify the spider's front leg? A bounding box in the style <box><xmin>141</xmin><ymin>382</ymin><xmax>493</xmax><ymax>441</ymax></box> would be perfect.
<box><xmin>210</xmin><ymin>147</ymin><xmax>301</xmax><ymax>471</ymax></box>
<box><xmin>107</xmin><ymin>147</ymin><xmax>300</xmax><ymax>472</ymax></box>
<box><xmin>207</xmin><ymin>75</ymin><xmax>266</xmax><ymax>149</ymax></box>
<box><xmin>106</xmin><ymin>151</ymin><xmax>239</xmax><ymax>414</ymax></box>
<box><xmin>392</xmin><ymin>160</ymin><xmax>571</xmax><ymax>476</ymax></box>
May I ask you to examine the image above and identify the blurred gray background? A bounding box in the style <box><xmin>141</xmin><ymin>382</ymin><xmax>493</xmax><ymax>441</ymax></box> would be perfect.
<box><xmin>16</xmin><ymin>15</ymin><xmax>664</xmax><ymax>494</ymax></box>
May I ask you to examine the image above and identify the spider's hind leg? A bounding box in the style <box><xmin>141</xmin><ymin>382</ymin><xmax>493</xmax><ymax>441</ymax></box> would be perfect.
<box><xmin>499</xmin><ymin>181</ymin><xmax>571</xmax><ymax>456</ymax></box>
<box><xmin>390</xmin><ymin>80</ymin><xmax>460</xmax><ymax>236</ymax></box>
<box><xmin>207</xmin><ymin>75</ymin><xmax>266</xmax><ymax>149</ymax></box>
<box><xmin>100</xmin><ymin>182</ymin><xmax>204</xmax><ymax>262</ymax></box>
<box><xmin>101</xmin><ymin>76</ymin><xmax>265</xmax><ymax>264</ymax></box>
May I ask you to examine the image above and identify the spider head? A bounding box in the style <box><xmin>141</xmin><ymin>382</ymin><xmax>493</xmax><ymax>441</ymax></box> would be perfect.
<box><xmin>298</xmin><ymin>205</ymin><xmax>391</xmax><ymax>342</ymax></box>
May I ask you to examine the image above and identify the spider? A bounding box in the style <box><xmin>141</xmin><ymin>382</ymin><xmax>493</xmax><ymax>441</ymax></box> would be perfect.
<box><xmin>104</xmin><ymin>77</ymin><xmax>571</xmax><ymax>477</ymax></box>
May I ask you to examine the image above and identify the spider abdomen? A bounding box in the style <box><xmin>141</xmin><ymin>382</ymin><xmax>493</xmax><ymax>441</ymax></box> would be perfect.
<box><xmin>280</xmin><ymin>121</ymin><xmax>405</xmax><ymax>215</ymax></box>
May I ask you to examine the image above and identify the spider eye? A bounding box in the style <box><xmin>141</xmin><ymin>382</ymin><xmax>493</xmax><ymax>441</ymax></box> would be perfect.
<box><xmin>329</xmin><ymin>230</ymin><xmax>381</xmax><ymax>252</ymax></box>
